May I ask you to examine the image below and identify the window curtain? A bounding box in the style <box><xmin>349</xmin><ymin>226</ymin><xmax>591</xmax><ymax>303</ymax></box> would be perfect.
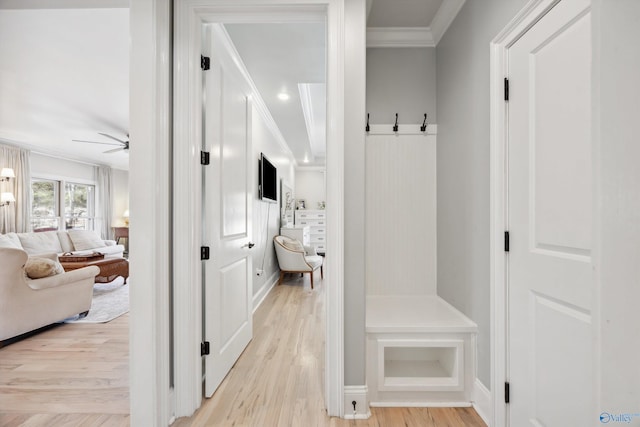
<box><xmin>95</xmin><ymin>165</ymin><xmax>113</xmax><ymax>240</ymax></box>
<box><xmin>0</xmin><ymin>144</ymin><xmax>32</xmax><ymax>234</ymax></box>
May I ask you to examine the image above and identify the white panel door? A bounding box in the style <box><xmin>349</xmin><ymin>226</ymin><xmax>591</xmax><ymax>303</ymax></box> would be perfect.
<box><xmin>203</xmin><ymin>28</ymin><xmax>253</xmax><ymax>398</ymax></box>
<box><xmin>508</xmin><ymin>0</ymin><xmax>592</xmax><ymax>425</ymax></box>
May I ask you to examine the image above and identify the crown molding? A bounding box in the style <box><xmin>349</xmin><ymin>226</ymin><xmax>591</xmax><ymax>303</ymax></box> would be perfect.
<box><xmin>367</xmin><ymin>27</ymin><xmax>434</xmax><ymax>48</ymax></box>
<box><xmin>430</xmin><ymin>0</ymin><xmax>466</xmax><ymax>45</ymax></box>
<box><xmin>365</xmin><ymin>0</ymin><xmax>466</xmax><ymax>48</ymax></box>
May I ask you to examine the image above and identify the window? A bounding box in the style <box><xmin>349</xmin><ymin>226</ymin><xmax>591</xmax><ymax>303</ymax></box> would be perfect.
<box><xmin>31</xmin><ymin>179</ymin><xmax>96</xmax><ymax>231</ymax></box>
<box><xmin>31</xmin><ymin>179</ymin><xmax>60</xmax><ymax>231</ymax></box>
<box><xmin>64</xmin><ymin>182</ymin><xmax>95</xmax><ymax>230</ymax></box>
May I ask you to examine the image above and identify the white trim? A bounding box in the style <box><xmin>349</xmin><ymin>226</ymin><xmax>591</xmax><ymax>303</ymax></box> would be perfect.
<box><xmin>252</xmin><ymin>271</ymin><xmax>279</xmax><ymax>314</ymax></box>
<box><xmin>325</xmin><ymin>0</ymin><xmax>345</xmax><ymax>417</ymax></box>
<box><xmin>472</xmin><ymin>378</ymin><xmax>492</xmax><ymax>426</ymax></box>
<box><xmin>294</xmin><ymin>165</ymin><xmax>326</xmax><ymax>172</ymax></box>
<box><xmin>173</xmin><ymin>0</ymin><xmax>345</xmax><ymax>420</ymax></box>
<box><xmin>430</xmin><ymin>0</ymin><xmax>467</xmax><ymax>45</ymax></box>
<box><xmin>489</xmin><ymin>2</ymin><xmax>561</xmax><ymax>427</ymax></box>
<box><xmin>129</xmin><ymin>0</ymin><xmax>172</xmax><ymax>425</ymax></box>
<box><xmin>370</xmin><ymin>401</ymin><xmax>473</xmax><ymax>408</ymax></box>
<box><xmin>366</xmin><ymin>123</ymin><xmax>437</xmax><ymax>136</ymax></box>
<box><xmin>343</xmin><ymin>385</ymin><xmax>371</xmax><ymax>420</ymax></box>
<box><xmin>367</xmin><ymin>27</ymin><xmax>434</xmax><ymax>48</ymax></box>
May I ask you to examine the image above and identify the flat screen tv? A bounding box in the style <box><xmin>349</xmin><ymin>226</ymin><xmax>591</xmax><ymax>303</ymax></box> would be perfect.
<box><xmin>259</xmin><ymin>153</ymin><xmax>277</xmax><ymax>203</ymax></box>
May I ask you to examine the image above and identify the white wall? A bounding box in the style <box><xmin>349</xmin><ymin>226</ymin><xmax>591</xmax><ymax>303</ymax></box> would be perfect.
<box><xmin>366</xmin><ymin>47</ymin><xmax>437</xmax><ymax>125</ymax></box>
<box><xmin>31</xmin><ymin>152</ymin><xmax>95</xmax><ymax>182</ymax></box>
<box><xmin>294</xmin><ymin>169</ymin><xmax>325</xmax><ymax>210</ymax></box>
<box><xmin>251</xmin><ymin>104</ymin><xmax>295</xmax><ymax>297</ymax></box>
<box><xmin>435</xmin><ymin>0</ymin><xmax>528</xmax><ymax>388</ymax></box>
<box><xmin>592</xmin><ymin>0</ymin><xmax>640</xmax><ymax>417</ymax></box>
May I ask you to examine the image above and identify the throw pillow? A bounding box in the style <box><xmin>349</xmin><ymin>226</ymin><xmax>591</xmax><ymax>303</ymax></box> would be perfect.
<box><xmin>282</xmin><ymin>238</ymin><xmax>304</xmax><ymax>252</ymax></box>
<box><xmin>17</xmin><ymin>231</ymin><xmax>63</xmax><ymax>255</ymax></box>
<box><xmin>68</xmin><ymin>230</ymin><xmax>105</xmax><ymax>251</ymax></box>
<box><xmin>24</xmin><ymin>257</ymin><xmax>64</xmax><ymax>279</ymax></box>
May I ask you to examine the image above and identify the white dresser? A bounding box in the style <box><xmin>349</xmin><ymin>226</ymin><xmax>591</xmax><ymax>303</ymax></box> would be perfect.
<box><xmin>279</xmin><ymin>226</ymin><xmax>310</xmax><ymax>246</ymax></box>
<box><xmin>294</xmin><ymin>209</ymin><xmax>326</xmax><ymax>254</ymax></box>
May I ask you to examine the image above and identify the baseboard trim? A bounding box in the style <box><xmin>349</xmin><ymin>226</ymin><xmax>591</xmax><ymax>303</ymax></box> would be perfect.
<box><xmin>343</xmin><ymin>385</ymin><xmax>371</xmax><ymax>419</ymax></box>
<box><xmin>252</xmin><ymin>271</ymin><xmax>279</xmax><ymax>313</ymax></box>
<box><xmin>472</xmin><ymin>378</ymin><xmax>492</xmax><ymax>426</ymax></box>
<box><xmin>369</xmin><ymin>401</ymin><xmax>472</xmax><ymax>408</ymax></box>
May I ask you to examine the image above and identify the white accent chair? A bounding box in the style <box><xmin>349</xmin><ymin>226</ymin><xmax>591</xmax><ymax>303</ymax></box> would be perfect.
<box><xmin>0</xmin><ymin>247</ymin><xmax>99</xmax><ymax>342</ymax></box>
<box><xmin>273</xmin><ymin>235</ymin><xmax>324</xmax><ymax>289</ymax></box>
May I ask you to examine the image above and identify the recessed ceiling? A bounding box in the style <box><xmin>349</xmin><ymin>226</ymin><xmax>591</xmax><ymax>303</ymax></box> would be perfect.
<box><xmin>224</xmin><ymin>23</ymin><xmax>327</xmax><ymax>167</ymax></box>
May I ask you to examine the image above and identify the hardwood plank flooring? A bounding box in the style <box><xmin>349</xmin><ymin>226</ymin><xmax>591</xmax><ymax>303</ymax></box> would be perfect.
<box><xmin>0</xmin><ymin>316</ymin><xmax>130</xmax><ymax>426</ymax></box>
<box><xmin>173</xmin><ymin>274</ymin><xmax>487</xmax><ymax>427</ymax></box>
<box><xmin>0</xmin><ymin>273</ymin><xmax>486</xmax><ymax>427</ymax></box>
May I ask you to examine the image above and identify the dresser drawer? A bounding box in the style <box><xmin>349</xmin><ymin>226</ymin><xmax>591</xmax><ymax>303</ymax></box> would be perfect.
<box><xmin>295</xmin><ymin>210</ymin><xmax>326</xmax><ymax>220</ymax></box>
<box><xmin>297</xmin><ymin>219</ymin><xmax>326</xmax><ymax>227</ymax></box>
<box><xmin>310</xmin><ymin>227</ymin><xmax>326</xmax><ymax>236</ymax></box>
<box><xmin>314</xmin><ymin>244</ymin><xmax>326</xmax><ymax>253</ymax></box>
<box><xmin>310</xmin><ymin>235</ymin><xmax>326</xmax><ymax>244</ymax></box>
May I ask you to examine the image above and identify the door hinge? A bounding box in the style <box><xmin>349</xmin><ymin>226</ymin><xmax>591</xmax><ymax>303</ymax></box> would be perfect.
<box><xmin>505</xmin><ymin>382</ymin><xmax>510</xmax><ymax>403</ymax></box>
<box><xmin>201</xmin><ymin>55</ymin><xmax>211</xmax><ymax>71</ymax></box>
<box><xmin>201</xmin><ymin>151</ymin><xmax>210</xmax><ymax>165</ymax></box>
<box><xmin>504</xmin><ymin>77</ymin><xmax>509</xmax><ymax>101</ymax></box>
<box><xmin>504</xmin><ymin>231</ymin><xmax>510</xmax><ymax>252</ymax></box>
<box><xmin>201</xmin><ymin>246</ymin><xmax>210</xmax><ymax>260</ymax></box>
<box><xmin>201</xmin><ymin>341</ymin><xmax>210</xmax><ymax>356</ymax></box>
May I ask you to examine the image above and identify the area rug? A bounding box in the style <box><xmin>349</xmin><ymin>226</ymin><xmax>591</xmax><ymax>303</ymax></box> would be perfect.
<box><xmin>64</xmin><ymin>277</ymin><xmax>129</xmax><ymax>323</ymax></box>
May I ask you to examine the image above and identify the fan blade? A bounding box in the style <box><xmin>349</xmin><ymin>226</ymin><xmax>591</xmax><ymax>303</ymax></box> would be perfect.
<box><xmin>72</xmin><ymin>139</ymin><xmax>121</xmax><ymax>146</ymax></box>
<box><xmin>98</xmin><ymin>132</ymin><xmax>128</xmax><ymax>144</ymax></box>
<box><xmin>104</xmin><ymin>147</ymin><xmax>125</xmax><ymax>154</ymax></box>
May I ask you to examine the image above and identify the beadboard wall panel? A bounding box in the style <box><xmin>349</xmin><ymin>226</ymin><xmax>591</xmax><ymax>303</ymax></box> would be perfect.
<box><xmin>365</xmin><ymin>133</ymin><xmax>437</xmax><ymax>295</ymax></box>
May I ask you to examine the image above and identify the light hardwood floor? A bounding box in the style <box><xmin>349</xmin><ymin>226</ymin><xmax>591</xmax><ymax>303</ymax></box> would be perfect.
<box><xmin>0</xmin><ymin>316</ymin><xmax>130</xmax><ymax>426</ymax></box>
<box><xmin>173</xmin><ymin>273</ymin><xmax>487</xmax><ymax>427</ymax></box>
<box><xmin>0</xmin><ymin>274</ymin><xmax>486</xmax><ymax>427</ymax></box>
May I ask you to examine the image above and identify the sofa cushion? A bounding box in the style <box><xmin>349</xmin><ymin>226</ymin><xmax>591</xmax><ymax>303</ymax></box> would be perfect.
<box><xmin>57</xmin><ymin>231</ymin><xmax>75</xmax><ymax>252</ymax></box>
<box><xmin>24</xmin><ymin>257</ymin><xmax>64</xmax><ymax>279</ymax></box>
<box><xmin>17</xmin><ymin>231</ymin><xmax>63</xmax><ymax>255</ymax></box>
<box><xmin>67</xmin><ymin>230</ymin><xmax>105</xmax><ymax>251</ymax></box>
<box><xmin>0</xmin><ymin>233</ymin><xmax>21</xmax><ymax>249</ymax></box>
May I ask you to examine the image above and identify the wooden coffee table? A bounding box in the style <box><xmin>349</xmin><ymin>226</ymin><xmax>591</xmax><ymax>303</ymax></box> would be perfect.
<box><xmin>61</xmin><ymin>257</ymin><xmax>129</xmax><ymax>284</ymax></box>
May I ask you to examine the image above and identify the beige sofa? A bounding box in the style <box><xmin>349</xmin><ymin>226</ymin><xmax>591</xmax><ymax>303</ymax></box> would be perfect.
<box><xmin>0</xmin><ymin>247</ymin><xmax>99</xmax><ymax>341</ymax></box>
<box><xmin>0</xmin><ymin>230</ymin><xmax>124</xmax><ymax>258</ymax></box>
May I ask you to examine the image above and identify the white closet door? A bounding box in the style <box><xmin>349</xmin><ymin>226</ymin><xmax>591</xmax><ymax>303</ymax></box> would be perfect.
<box><xmin>507</xmin><ymin>0</ymin><xmax>592</xmax><ymax>425</ymax></box>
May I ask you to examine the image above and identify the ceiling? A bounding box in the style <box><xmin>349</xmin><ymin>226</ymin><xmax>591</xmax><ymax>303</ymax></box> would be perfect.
<box><xmin>0</xmin><ymin>1</ymin><xmax>462</xmax><ymax>171</ymax></box>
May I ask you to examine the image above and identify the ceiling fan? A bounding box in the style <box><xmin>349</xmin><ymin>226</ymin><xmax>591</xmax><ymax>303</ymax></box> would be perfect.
<box><xmin>72</xmin><ymin>132</ymin><xmax>129</xmax><ymax>153</ymax></box>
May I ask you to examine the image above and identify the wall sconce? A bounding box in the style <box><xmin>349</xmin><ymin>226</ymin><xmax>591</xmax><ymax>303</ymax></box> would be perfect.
<box><xmin>0</xmin><ymin>168</ymin><xmax>15</xmax><ymax>182</ymax></box>
<box><xmin>1</xmin><ymin>192</ymin><xmax>15</xmax><ymax>207</ymax></box>
<box><xmin>123</xmin><ymin>209</ymin><xmax>130</xmax><ymax>226</ymax></box>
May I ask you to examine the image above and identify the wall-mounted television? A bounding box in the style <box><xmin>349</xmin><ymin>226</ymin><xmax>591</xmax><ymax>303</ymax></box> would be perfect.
<box><xmin>259</xmin><ymin>153</ymin><xmax>277</xmax><ymax>203</ymax></box>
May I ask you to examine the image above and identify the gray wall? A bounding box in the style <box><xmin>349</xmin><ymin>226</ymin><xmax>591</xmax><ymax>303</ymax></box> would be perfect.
<box><xmin>435</xmin><ymin>0</ymin><xmax>527</xmax><ymax>388</ymax></box>
<box><xmin>344</xmin><ymin>0</ymin><xmax>367</xmax><ymax>387</ymax></box>
<box><xmin>592</xmin><ymin>0</ymin><xmax>640</xmax><ymax>415</ymax></box>
<box><xmin>366</xmin><ymin>47</ymin><xmax>436</xmax><ymax>125</ymax></box>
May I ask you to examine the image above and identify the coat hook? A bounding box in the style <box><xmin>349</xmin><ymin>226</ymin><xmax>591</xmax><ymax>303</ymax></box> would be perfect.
<box><xmin>366</xmin><ymin>113</ymin><xmax>370</xmax><ymax>132</ymax></box>
<box><xmin>420</xmin><ymin>113</ymin><xmax>428</xmax><ymax>132</ymax></box>
<box><xmin>393</xmin><ymin>113</ymin><xmax>398</xmax><ymax>132</ymax></box>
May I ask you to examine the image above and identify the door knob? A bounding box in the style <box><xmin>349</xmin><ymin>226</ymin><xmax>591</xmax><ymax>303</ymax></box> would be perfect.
<box><xmin>243</xmin><ymin>242</ymin><xmax>255</xmax><ymax>249</ymax></box>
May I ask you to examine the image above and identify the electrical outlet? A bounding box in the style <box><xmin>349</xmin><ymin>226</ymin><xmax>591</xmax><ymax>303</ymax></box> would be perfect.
<box><xmin>256</xmin><ymin>269</ymin><xmax>264</xmax><ymax>276</ymax></box>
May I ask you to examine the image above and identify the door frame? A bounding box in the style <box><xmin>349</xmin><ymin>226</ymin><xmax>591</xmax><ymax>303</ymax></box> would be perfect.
<box><xmin>172</xmin><ymin>0</ymin><xmax>345</xmax><ymax>420</ymax></box>
<box><xmin>489</xmin><ymin>1</ymin><xmax>562</xmax><ymax>426</ymax></box>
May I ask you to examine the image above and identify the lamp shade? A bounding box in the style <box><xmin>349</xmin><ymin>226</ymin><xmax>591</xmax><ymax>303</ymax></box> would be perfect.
<box><xmin>1</xmin><ymin>192</ymin><xmax>16</xmax><ymax>203</ymax></box>
<box><xmin>0</xmin><ymin>168</ymin><xmax>15</xmax><ymax>179</ymax></box>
